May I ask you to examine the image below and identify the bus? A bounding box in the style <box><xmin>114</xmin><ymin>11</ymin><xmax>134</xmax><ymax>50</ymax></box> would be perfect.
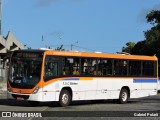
<box><xmin>7</xmin><ymin>49</ymin><xmax>158</xmax><ymax>107</ymax></box>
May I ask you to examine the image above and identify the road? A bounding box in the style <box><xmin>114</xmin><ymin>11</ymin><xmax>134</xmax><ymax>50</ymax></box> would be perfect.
<box><xmin>0</xmin><ymin>91</ymin><xmax>160</xmax><ymax>120</ymax></box>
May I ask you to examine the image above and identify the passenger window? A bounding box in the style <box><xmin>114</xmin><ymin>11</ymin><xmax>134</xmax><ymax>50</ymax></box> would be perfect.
<box><xmin>114</xmin><ymin>60</ymin><xmax>128</xmax><ymax>76</ymax></box>
<box><xmin>98</xmin><ymin>59</ymin><xmax>113</xmax><ymax>76</ymax></box>
<box><xmin>81</xmin><ymin>58</ymin><xmax>96</xmax><ymax>75</ymax></box>
<box><xmin>129</xmin><ymin>61</ymin><xmax>141</xmax><ymax>76</ymax></box>
<box><xmin>142</xmin><ymin>61</ymin><xmax>155</xmax><ymax>77</ymax></box>
<box><xmin>44</xmin><ymin>56</ymin><xmax>59</xmax><ymax>81</ymax></box>
<box><xmin>63</xmin><ymin>57</ymin><xmax>80</xmax><ymax>76</ymax></box>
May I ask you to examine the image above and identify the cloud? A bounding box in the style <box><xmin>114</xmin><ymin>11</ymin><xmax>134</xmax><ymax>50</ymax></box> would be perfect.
<box><xmin>33</xmin><ymin>0</ymin><xmax>57</xmax><ymax>7</ymax></box>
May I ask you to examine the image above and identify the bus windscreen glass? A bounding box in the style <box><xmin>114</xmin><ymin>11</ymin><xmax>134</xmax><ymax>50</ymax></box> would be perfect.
<box><xmin>9</xmin><ymin>52</ymin><xmax>43</xmax><ymax>89</ymax></box>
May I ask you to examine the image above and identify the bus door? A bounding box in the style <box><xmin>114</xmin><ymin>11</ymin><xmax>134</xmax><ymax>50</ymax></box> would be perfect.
<box><xmin>96</xmin><ymin>59</ymin><xmax>113</xmax><ymax>99</ymax></box>
<box><xmin>42</xmin><ymin>56</ymin><xmax>61</xmax><ymax>101</ymax></box>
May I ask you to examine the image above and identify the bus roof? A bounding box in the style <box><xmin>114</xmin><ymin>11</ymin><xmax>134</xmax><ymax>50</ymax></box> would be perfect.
<box><xmin>12</xmin><ymin>49</ymin><xmax>157</xmax><ymax>61</ymax></box>
<box><xmin>43</xmin><ymin>50</ymin><xmax>157</xmax><ymax>61</ymax></box>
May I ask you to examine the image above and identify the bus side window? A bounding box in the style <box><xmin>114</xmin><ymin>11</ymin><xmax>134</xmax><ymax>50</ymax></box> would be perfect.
<box><xmin>98</xmin><ymin>60</ymin><xmax>103</xmax><ymax>75</ymax></box>
<box><xmin>114</xmin><ymin>60</ymin><xmax>127</xmax><ymax>76</ymax></box>
<box><xmin>63</xmin><ymin>58</ymin><xmax>70</xmax><ymax>75</ymax></box>
<box><xmin>114</xmin><ymin>60</ymin><xmax>119</xmax><ymax>75</ymax></box>
<box><xmin>81</xmin><ymin>58</ymin><xmax>96</xmax><ymax>76</ymax></box>
<box><xmin>106</xmin><ymin>59</ymin><xmax>112</xmax><ymax>75</ymax></box>
<box><xmin>129</xmin><ymin>61</ymin><xmax>141</xmax><ymax>76</ymax></box>
<box><xmin>97</xmin><ymin>59</ymin><xmax>113</xmax><ymax>76</ymax></box>
<box><xmin>72</xmin><ymin>58</ymin><xmax>80</xmax><ymax>75</ymax></box>
<box><xmin>44</xmin><ymin>56</ymin><xmax>59</xmax><ymax>81</ymax></box>
<box><xmin>142</xmin><ymin>61</ymin><xmax>154</xmax><ymax>76</ymax></box>
<box><xmin>62</xmin><ymin>57</ymin><xmax>80</xmax><ymax>76</ymax></box>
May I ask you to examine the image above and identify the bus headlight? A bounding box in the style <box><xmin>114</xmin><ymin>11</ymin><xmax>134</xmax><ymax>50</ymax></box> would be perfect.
<box><xmin>32</xmin><ymin>86</ymin><xmax>40</xmax><ymax>94</ymax></box>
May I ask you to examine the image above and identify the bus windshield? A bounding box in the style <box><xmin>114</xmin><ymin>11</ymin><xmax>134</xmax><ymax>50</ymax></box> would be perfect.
<box><xmin>9</xmin><ymin>52</ymin><xmax>43</xmax><ymax>89</ymax></box>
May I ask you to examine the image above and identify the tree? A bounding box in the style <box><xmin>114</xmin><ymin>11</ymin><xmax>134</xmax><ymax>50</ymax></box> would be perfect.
<box><xmin>130</xmin><ymin>40</ymin><xmax>148</xmax><ymax>55</ymax></box>
<box><xmin>146</xmin><ymin>10</ymin><xmax>160</xmax><ymax>25</ymax></box>
<box><xmin>123</xmin><ymin>10</ymin><xmax>160</xmax><ymax>56</ymax></box>
<box><xmin>142</xmin><ymin>10</ymin><xmax>160</xmax><ymax>55</ymax></box>
<box><xmin>122</xmin><ymin>42</ymin><xmax>135</xmax><ymax>54</ymax></box>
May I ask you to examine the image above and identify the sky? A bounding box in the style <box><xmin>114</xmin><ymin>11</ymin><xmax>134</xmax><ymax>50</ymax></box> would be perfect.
<box><xmin>2</xmin><ymin>0</ymin><xmax>160</xmax><ymax>53</ymax></box>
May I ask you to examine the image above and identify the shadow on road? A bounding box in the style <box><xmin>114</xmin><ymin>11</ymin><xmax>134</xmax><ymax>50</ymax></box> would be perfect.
<box><xmin>0</xmin><ymin>92</ymin><xmax>159</xmax><ymax>107</ymax></box>
<box><xmin>0</xmin><ymin>98</ymin><xmax>139</xmax><ymax>108</ymax></box>
<box><xmin>0</xmin><ymin>98</ymin><xmax>53</xmax><ymax>107</ymax></box>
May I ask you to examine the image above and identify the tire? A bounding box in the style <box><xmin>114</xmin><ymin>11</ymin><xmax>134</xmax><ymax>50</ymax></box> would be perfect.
<box><xmin>28</xmin><ymin>101</ymin><xmax>40</xmax><ymax>106</ymax></box>
<box><xmin>118</xmin><ymin>88</ymin><xmax>129</xmax><ymax>104</ymax></box>
<box><xmin>59</xmin><ymin>89</ymin><xmax>71</xmax><ymax>107</ymax></box>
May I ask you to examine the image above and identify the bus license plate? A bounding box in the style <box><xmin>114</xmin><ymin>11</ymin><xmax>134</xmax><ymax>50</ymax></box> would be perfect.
<box><xmin>17</xmin><ymin>97</ymin><xmax>24</xmax><ymax>100</ymax></box>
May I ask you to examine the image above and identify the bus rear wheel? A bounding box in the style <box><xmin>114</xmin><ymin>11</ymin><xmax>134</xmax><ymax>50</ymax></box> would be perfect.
<box><xmin>59</xmin><ymin>89</ymin><xmax>71</xmax><ymax>107</ymax></box>
<box><xmin>118</xmin><ymin>88</ymin><xmax>129</xmax><ymax>104</ymax></box>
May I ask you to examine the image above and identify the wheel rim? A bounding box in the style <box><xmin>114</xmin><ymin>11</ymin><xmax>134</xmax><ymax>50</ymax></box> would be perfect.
<box><xmin>62</xmin><ymin>93</ymin><xmax>69</xmax><ymax>104</ymax></box>
<box><xmin>122</xmin><ymin>92</ymin><xmax>127</xmax><ymax>101</ymax></box>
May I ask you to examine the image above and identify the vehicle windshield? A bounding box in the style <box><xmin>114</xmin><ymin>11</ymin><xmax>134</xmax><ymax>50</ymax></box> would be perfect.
<box><xmin>9</xmin><ymin>52</ymin><xmax>43</xmax><ymax>89</ymax></box>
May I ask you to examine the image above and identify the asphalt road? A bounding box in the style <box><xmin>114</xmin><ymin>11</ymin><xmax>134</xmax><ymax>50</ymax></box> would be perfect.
<box><xmin>0</xmin><ymin>91</ymin><xmax>160</xmax><ymax>120</ymax></box>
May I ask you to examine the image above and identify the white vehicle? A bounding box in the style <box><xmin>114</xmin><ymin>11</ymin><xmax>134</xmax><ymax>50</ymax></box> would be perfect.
<box><xmin>7</xmin><ymin>50</ymin><xmax>158</xmax><ymax>107</ymax></box>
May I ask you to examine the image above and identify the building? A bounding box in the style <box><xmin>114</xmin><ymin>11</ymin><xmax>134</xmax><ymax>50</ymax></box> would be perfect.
<box><xmin>0</xmin><ymin>31</ymin><xmax>25</xmax><ymax>80</ymax></box>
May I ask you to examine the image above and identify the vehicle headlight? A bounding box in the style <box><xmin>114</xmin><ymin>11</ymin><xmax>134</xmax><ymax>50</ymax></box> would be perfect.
<box><xmin>32</xmin><ymin>86</ymin><xmax>40</xmax><ymax>94</ymax></box>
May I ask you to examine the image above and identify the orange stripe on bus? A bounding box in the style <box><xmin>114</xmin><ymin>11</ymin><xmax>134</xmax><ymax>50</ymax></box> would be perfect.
<box><xmin>44</xmin><ymin>50</ymin><xmax>157</xmax><ymax>61</ymax></box>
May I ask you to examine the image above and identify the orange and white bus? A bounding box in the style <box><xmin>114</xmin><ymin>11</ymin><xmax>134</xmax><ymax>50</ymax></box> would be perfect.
<box><xmin>7</xmin><ymin>50</ymin><xmax>158</xmax><ymax>106</ymax></box>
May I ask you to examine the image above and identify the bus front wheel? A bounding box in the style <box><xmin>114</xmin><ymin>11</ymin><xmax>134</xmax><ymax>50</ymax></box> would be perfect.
<box><xmin>118</xmin><ymin>88</ymin><xmax>129</xmax><ymax>104</ymax></box>
<box><xmin>59</xmin><ymin>89</ymin><xmax>71</xmax><ymax>107</ymax></box>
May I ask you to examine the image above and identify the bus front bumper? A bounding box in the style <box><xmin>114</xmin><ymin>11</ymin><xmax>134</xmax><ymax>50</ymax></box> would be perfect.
<box><xmin>7</xmin><ymin>91</ymin><xmax>44</xmax><ymax>101</ymax></box>
<box><xmin>7</xmin><ymin>91</ymin><xmax>59</xmax><ymax>102</ymax></box>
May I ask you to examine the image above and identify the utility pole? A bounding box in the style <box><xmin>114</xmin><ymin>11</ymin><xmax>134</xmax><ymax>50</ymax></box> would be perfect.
<box><xmin>70</xmin><ymin>41</ymin><xmax>78</xmax><ymax>50</ymax></box>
